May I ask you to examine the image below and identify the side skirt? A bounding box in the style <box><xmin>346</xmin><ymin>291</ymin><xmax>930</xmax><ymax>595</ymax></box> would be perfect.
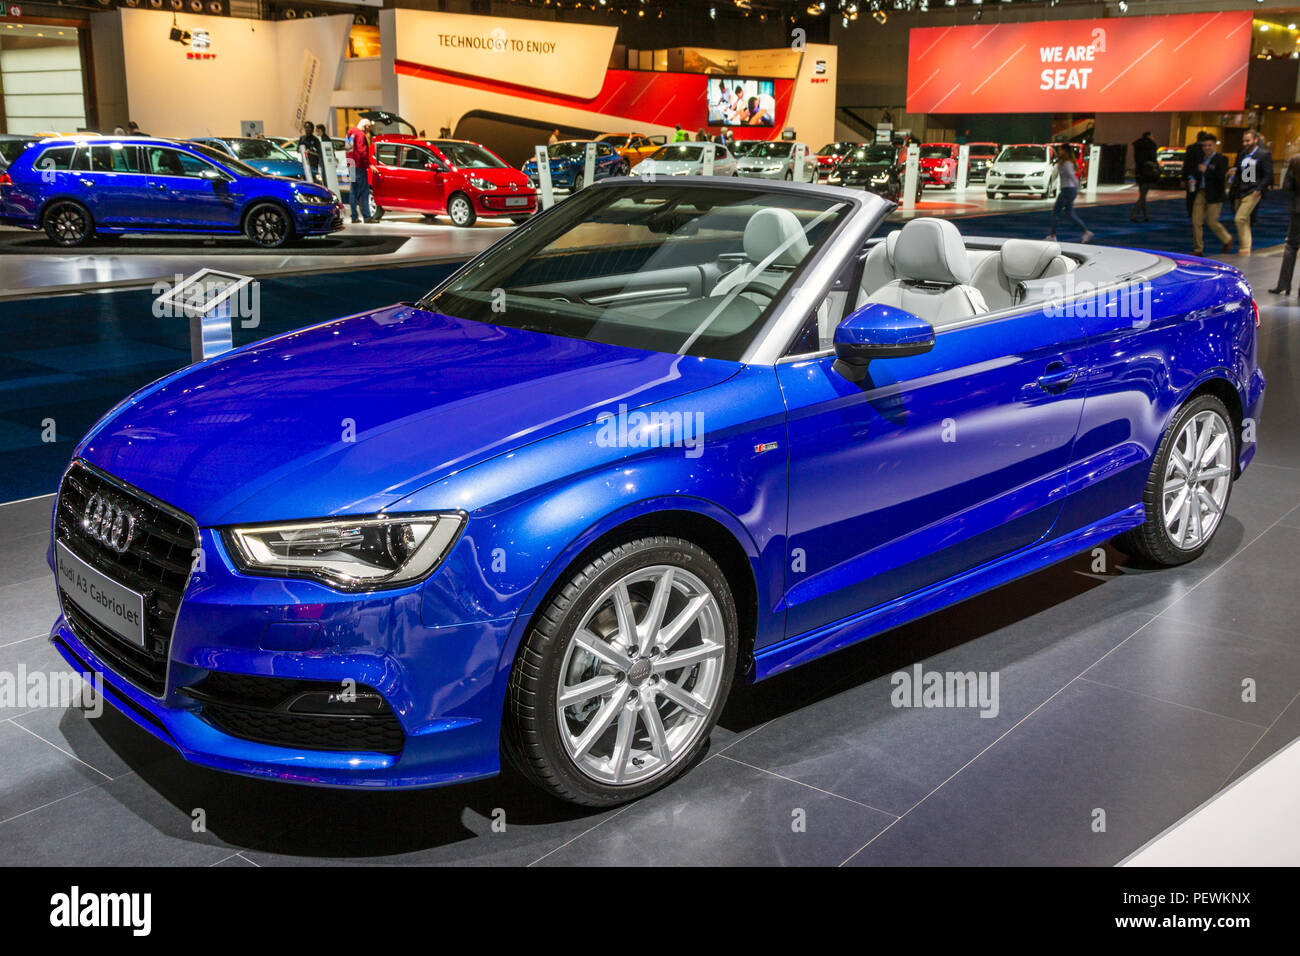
<box><xmin>753</xmin><ymin>504</ymin><xmax>1146</xmax><ymax>681</ymax></box>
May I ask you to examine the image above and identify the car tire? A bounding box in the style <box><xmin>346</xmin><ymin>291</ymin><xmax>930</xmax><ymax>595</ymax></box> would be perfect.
<box><xmin>243</xmin><ymin>202</ymin><xmax>293</xmax><ymax>248</ymax></box>
<box><xmin>1113</xmin><ymin>394</ymin><xmax>1236</xmax><ymax>566</ymax></box>
<box><xmin>619</xmin><ymin>159</ymin><xmax>631</xmax><ymax>176</ymax></box>
<box><xmin>447</xmin><ymin>192</ymin><xmax>476</xmax><ymax>227</ymax></box>
<box><xmin>504</xmin><ymin>535</ymin><xmax>738</xmax><ymax>807</ymax></box>
<box><xmin>365</xmin><ymin>193</ymin><xmax>384</xmax><ymax>222</ymax></box>
<box><xmin>42</xmin><ymin>200</ymin><xmax>94</xmax><ymax>247</ymax></box>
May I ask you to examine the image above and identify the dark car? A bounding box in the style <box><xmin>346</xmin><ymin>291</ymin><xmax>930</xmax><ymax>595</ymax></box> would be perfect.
<box><xmin>1156</xmin><ymin>146</ymin><xmax>1186</xmax><ymax>188</ymax></box>
<box><xmin>966</xmin><ymin>142</ymin><xmax>1001</xmax><ymax>182</ymax></box>
<box><xmin>0</xmin><ymin>136</ymin><xmax>343</xmax><ymax>247</ymax></box>
<box><xmin>815</xmin><ymin>141</ymin><xmax>862</xmax><ymax>180</ymax></box>
<box><xmin>0</xmin><ymin>134</ymin><xmax>41</xmax><ymax>170</ymax></box>
<box><xmin>189</xmin><ymin>137</ymin><xmax>305</xmax><ymax>179</ymax></box>
<box><xmin>826</xmin><ymin>143</ymin><xmax>921</xmax><ymax>202</ymax></box>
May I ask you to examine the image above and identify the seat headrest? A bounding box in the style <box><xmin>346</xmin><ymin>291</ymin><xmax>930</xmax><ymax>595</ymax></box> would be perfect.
<box><xmin>999</xmin><ymin>238</ymin><xmax>1064</xmax><ymax>282</ymax></box>
<box><xmin>885</xmin><ymin>230</ymin><xmax>900</xmax><ymax>264</ymax></box>
<box><xmin>892</xmin><ymin>217</ymin><xmax>972</xmax><ymax>285</ymax></box>
<box><xmin>744</xmin><ymin>207</ymin><xmax>811</xmax><ymax>267</ymax></box>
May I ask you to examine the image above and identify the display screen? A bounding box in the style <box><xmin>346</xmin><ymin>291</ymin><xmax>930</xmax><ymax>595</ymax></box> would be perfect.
<box><xmin>906</xmin><ymin>11</ymin><xmax>1251</xmax><ymax>113</ymax></box>
<box><xmin>707</xmin><ymin>77</ymin><xmax>776</xmax><ymax>127</ymax></box>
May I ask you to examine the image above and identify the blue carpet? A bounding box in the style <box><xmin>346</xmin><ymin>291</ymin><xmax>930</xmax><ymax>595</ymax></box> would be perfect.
<box><xmin>0</xmin><ymin>262</ymin><xmax>457</xmax><ymax>502</ymax></box>
<box><xmin>954</xmin><ymin>188</ymin><xmax>1291</xmax><ymax>255</ymax></box>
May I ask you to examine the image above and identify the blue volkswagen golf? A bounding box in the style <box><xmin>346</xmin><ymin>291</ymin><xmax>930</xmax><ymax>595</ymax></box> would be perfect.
<box><xmin>0</xmin><ymin>137</ymin><xmax>343</xmax><ymax>247</ymax></box>
<box><xmin>47</xmin><ymin>179</ymin><xmax>1264</xmax><ymax>805</ymax></box>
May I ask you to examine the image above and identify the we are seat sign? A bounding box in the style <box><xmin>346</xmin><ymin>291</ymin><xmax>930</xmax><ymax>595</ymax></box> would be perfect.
<box><xmin>906</xmin><ymin>10</ymin><xmax>1251</xmax><ymax>114</ymax></box>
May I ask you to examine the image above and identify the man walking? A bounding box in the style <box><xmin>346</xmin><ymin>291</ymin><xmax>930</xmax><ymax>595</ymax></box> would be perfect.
<box><xmin>1189</xmin><ymin>133</ymin><xmax>1232</xmax><ymax>255</ymax></box>
<box><xmin>1268</xmin><ymin>153</ymin><xmax>1300</xmax><ymax>294</ymax></box>
<box><xmin>346</xmin><ymin>117</ymin><xmax>373</xmax><ymax>223</ymax></box>
<box><xmin>1130</xmin><ymin>130</ymin><xmax>1158</xmax><ymax>222</ymax></box>
<box><xmin>1232</xmin><ymin>128</ymin><xmax>1273</xmax><ymax>255</ymax></box>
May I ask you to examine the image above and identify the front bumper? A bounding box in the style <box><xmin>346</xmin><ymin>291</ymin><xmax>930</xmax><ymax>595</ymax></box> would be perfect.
<box><xmin>737</xmin><ymin>167</ymin><xmax>788</xmax><ymax>179</ymax></box>
<box><xmin>293</xmin><ymin>200</ymin><xmax>347</xmax><ymax>236</ymax></box>
<box><xmin>986</xmin><ymin>178</ymin><xmax>1049</xmax><ymax>194</ymax></box>
<box><xmin>474</xmin><ymin>191</ymin><xmax>538</xmax><ymax>217</ymax></box>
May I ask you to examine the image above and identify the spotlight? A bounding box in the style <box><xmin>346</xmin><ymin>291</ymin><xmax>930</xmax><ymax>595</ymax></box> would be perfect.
<box><xmin>873</xmin><ymin>9</ymin><xmax>886</xmax><ymax>24</ymax></box>
<box><xmin>709</xmin><ymin>5</ymin><xmax>715</xmax><ymax>18</ymax></box>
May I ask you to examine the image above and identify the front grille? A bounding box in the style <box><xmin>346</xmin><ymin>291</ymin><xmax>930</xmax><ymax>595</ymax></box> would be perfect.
<box><xmin>55</xmin><ymin>462</ymin><xmax>197</xmax><ymax>697</ymax></box>
<box><xmin>181</xmin><ymin>673</ymin><xmax>405</xmax><ymax>755</ymax></box>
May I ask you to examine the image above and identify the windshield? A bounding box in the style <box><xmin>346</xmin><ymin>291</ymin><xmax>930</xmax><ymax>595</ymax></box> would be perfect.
<box><xmin>842</xmin><ymin>146</ymin><xmax>894</xmax><ymax>165</ymax></box>
<box><xmin>433</xmin><ymin>141</ymin><xmax>505</xmax><ymax>168</ymax></box>
<box><xmin>749</xmin><ymin>143</ymin><xmax>794</xmax><ymax>159</ymax></box>
<box><xmin>731</xmin><ymin>142</ymin><xmax>761</xmax><ymax>157</ymax></box>
<box><xmin>190</xmin><ymin>142</ymin><xmax>263</xmax><ymax>177</ymax></box>
<box><xmin>997</xmin><ymin>146</ymin><xmax>1045</xmax><ymax>164</ymax></box>
<box><xmin>549</xmin><ymin>142</ymin><xmax>594</xmax><ymax>159</ymax></box>
<box><xmin>601</xmin><ymin>135</ymin><xmax>630</xmax><ymax>147</ymax></box>
<box><xmin>0</xmin><ymin>139</ymin><xmax>34</xmax><ymax>163</ymax></box>
<box><xmin>649</xmin><ymin>145</ymin><xmax>702</xmax><ymax>162</ymax></box>
<box><xmin>817</xmin><ymin>142</ymin><xmax>855</xmax><ymax>156</ymax></box>
<box><xmin>417</xmin><ymin>184</ymin><xmax>850</xmax><ymax>361</ymax></box>
<box><xmin>968</xmin><ymin>144</ymin><xmax>999</xmax><ymax>157</ymax></box>
<box><xmin>919</xmin><ymin>145</ymin><xmax>953</xmax><ymax>159</ymax></box>
<box><xmin>229</xmin><ymin>139</ymin><xmax>293</xmax><ymax>161</ymax></box>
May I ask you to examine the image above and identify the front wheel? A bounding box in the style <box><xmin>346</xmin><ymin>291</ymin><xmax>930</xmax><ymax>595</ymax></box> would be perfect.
<box><xmin>447</xmin><ymin>192</ymin><xmax>477</xmax><ymax>227</ymax></box>
<box><xmin>243</xmin><ymin>202</ymin><xmax>292</xmax><ymax>248</ymax></box>
<box><xmin>365</xmin><ymin>192</ymin><xmax>384</xmax><ymax>221</ymax></box>
<box><xmin>1114</xmin><ymin>394</ymin><xmax>1236</xmax><ymax>565</ymax></box>
<box><xmin>43</xmin><ymin>201</ymin><xmax>94</xmax><ymax>246</ymax></box>
<box><xmin>505</xmin><ymin>536</ymin><xmax>738</xmax><ymax>806</ymax></box>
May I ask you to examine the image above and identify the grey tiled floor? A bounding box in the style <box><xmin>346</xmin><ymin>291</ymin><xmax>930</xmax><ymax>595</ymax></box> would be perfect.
<box><xmin>0</xmin><ymin>253</ymin><xmax>1297</xmax><ymax>866</ymax></box>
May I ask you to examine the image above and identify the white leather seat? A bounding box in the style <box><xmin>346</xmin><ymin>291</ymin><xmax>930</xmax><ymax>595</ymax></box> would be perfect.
<box><xmin>863</xmin><ymin>217</ymin><xmax>987</xmax><ymax>324</ymax></box>
<box><xmin>971</xmin><ymin>238</ymin><xmax>1074</xmax><ymax>310</ymax></box>
<box><xmin>859</xmin><ymin>230</ymin><xmax>901</xmax><ymax>298</ymax></box>
<box><xmin>713</xmin><ymin>207</ymin><xmax>811</xmax><ymax>299</ymax></box>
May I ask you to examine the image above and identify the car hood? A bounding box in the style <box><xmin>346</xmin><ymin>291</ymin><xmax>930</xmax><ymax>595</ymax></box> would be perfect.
<box><xmin>991</xmin><ymin>162</ymin><xmax>1049</xmax><ymax>174</ymax></box>
<box><xmin>78</xmin><ymin>306</ymin><xmax>740</xmax><ymax>527</ymax></box>
<box><xmin>456</xmin><ymin>166</ymin><xmax>533</xmax><ymax>189</ymax></box>
<box><xmin>640</xmin><ymin>160</ymin><xmax>699</xmax><ymax>174</ymax></box>
<box><xmin>250</xmin><ymin>160</ymin><xmax>302</xmax><ymax>176</ymax></box>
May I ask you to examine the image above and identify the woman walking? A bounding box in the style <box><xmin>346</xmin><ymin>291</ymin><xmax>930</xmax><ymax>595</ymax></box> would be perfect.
<box><xmin>1047</xmin><ymin>144</ymin><xmax>1094</xmax><ymax>243</ymax></box>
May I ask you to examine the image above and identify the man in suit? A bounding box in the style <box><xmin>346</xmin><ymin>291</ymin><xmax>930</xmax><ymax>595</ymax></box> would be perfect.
<box><xmin>1182</xmin><ymin>131</ymin><xmax>1211</xmax><ymax>216</ymax></box>
<box><xmin>1232</xmin><ymin>128</ymin><xmax>1273</xmax><ymax>255</ymax></box>
<box><xmin>1268</xmin><ymin>153</ymin><xmax>1300</xmax><ymax>293</ymax></box>
<box><xmin>1131</xmin><ymin>130</ymin><xmax>1159</xmax><ymax>222</ymax></box>
<box><xmin>1189</xmin><ymin>133</ymin><xmax>1232</xmax><ymax>255</ymax></box>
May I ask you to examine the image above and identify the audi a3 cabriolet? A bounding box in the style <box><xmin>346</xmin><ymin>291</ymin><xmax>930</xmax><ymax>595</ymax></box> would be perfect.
<box><xmin>48</xmin><ymin>178</ymin><xmax>1264</xmax><ymax>806</ymax></box>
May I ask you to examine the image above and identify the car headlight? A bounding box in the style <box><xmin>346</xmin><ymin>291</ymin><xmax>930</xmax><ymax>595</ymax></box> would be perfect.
<box><xmin>469</xmin><ymin>177</ymin><xmax>495</xmax><ymax>191</ymax></box>
<box><xmin>224</xmin><ymin>513</ymin><xmax>464</xmax><ymax>591</ymax></box>
<box><xmin>871</xmin><ymin>174</ymin><xmax>888</xmax><ymax>183</ymax></box>
<box><xmin>672</xmin><ymin>169</ymin><xmax>692</xmax><ymax>175</ymax></box>
<box><xmin>827</xmin><ymin>174</ymin><xmax>841</xmax><ymax>183</ymax></box>
<box><xmin>295</xmin><ymin>191</ymin><xmax>332</xmax><ymax>205</ymax></box>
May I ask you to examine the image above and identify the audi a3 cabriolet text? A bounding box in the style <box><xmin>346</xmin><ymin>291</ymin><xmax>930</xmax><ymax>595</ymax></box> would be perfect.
<box><xmin>48</xmin><ymin>179</ymin><xmax>1264</xmax><ymax>806</ymax></box>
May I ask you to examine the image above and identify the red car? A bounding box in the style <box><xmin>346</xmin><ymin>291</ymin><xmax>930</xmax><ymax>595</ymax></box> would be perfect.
<box><xmin>815</xmin><ymin>141</ymin><xmax>862</xmax><ymax>180</ymax></box>
<box><xmin>367</xmin><ymin>136</ymin><xmax>537</xmax><ymax>227</ymax></box>
<box><xmin>918</xmin><ymin>142</ymin><xmax>959</xmax><ymax>188</ymax></box>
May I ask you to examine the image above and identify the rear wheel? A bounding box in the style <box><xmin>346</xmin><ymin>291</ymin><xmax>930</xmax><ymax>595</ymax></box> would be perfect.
<box><xmin>243</xmin><ymin>202</ymin><xmax>292</xmax><ymax>248</ymax></box>
<box><xmin>42</xmin><ymin>201</ymin><xmax>93</xmax><ymax>246</ymax></box>
<box><xmin>505</xmin><ymin>536</ymin><xmax>738</xmax><ymax>806</ymax></box>
<box><xmin>1114</xmin><ymin>394</ymin><xmax>1236</xmax><ymax>566</ymax></box>
<box><xmin>447</xmin><ymin>192</ymin><xmax>476</xmax><ymax>227</ymax></box>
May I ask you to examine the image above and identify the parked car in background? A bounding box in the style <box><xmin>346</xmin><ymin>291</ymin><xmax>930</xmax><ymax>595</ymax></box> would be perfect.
<box><xmin>522</xmin><ymin>140</ymin><xmax>625</xmax><ymax>190</ymax></box>
<box><xmin>730</xmin><ymin>141</ymin><xmax>764</xmax><ymax>159</ymax></box>
<box><xmin>190</xmin><ymin>137</ymin><xmax>305</xmax><ymax>179</ymax></box>
<box><xmin>1157</xmin><ymin>146</ymin><xmax>1185</xmax><ymax>188</ymax></box>
<box><xmin>633</xmin><ymin>143</ymin><xmax>738</xmax><ymax>178</ymax></box>
<box><xmin>735</xmin><ymin>141</ymin><xmax>817</xmax><ymax>182</ymax></box>
<box><xmin>826</xmin><ymin>143</ymin><xmax>920</xmax><ymax>202</ymax></box>
<box><xmin>966</xmin><ymin>142</ymin><xmax>1001</xmax><ymax>182</ymax></box>
<box><xmin>0</xmin><ymin>136</ymin><xmax>342</xmax><ymax>247</ymax></box>
<box><xmin>985</xmin><ymin>144</ymin><xmax>1059</xmax><ymax>200</ymax></box>
<box><xmin>368</xmin><ymin>136</ymin><xmax>536</xmax><ymax>226</ymax></box>
<box><xmin>918</xmin><ymin>142</ymin><xmax>960</xmax><ymax>188</ymax></box>
<box><xmin>815</xmin><ymin>141</ymin><xmax>862</xmax><ymax>180</ymax></box>
<box><xmin>47</xmin><ymin>179</ymin><xmax>1263</xmax><ymax>808</ymax></box>
<box><xmin>271</xmin><ymin>135</ymin><xmax>352</xmax><ymax>191</ymax></box>
<box><xmin>596</xmin><ymin>133</ymin><xmax>663</xmax><ymax>170</ymax></box>
<box><xmin>0</xmin><ymin>133</ymin><xmax>42</xmax><ymax>170</ymax></box>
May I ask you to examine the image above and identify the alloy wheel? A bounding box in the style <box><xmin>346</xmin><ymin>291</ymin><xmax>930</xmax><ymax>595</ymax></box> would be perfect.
<box><xmin>249</xmin><ymin>206</ymin><xmax>287</xmax><ymax>246</ymax></box>
<box><xmin>1162</xmin><ymin>409</ymin><xmax>1233</xmax><ymax>550</ymax></box>
<box><xmin>449</xmin><ymin>195</ymin><xmax>473</xmax><ymax>226</ymax></box>
<box><xmin>48</xmin><ymin>205</ymin><xmax>88</xmax><ymax>244</ymax></box>
<box><xmin>555</xmin><ymin>565</ymin><xmax>726</xmax><ymax>786</ymax></box>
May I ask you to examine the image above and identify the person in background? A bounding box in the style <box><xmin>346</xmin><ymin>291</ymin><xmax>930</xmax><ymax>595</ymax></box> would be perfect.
<box><xmin>1231</xmin><ymin>128</ymin><xmax>1273</xmax><ymax>256</ymax></box>
<box><xmin>673</xmin><ymin>124</ymin><xmax>689</xmax><ymax>143</ymax></box>
<box><xmin>1047</xmin><ymin>144</ymin><xmax>1093</xmax><ymax>243</ymax></box>
<box><xmin>126</xmin><ymin>121</ymin><xmax>145</xmax><ymax>136</ymax></box>
<box><xmin>1182</xmin><ymin>131</ymin><xmax>1211</xmax><ymax>216</ymax></box>
<box><xmin>1189</xmin><ymin>133</ymin><xmax>1232</xmax><ymax>255</ymax></box>
<box><xmin>548</xmin><ymin>129</ymin><xmax>560</xmax><ymax>146</ymax></box>
<box><xmin>1268</xmin><ymin>152</ymin><xmax>1300</xmax><ymax>294</ymax></box>
<box><xmin>346</xmin><ymin>117</ymin><xmax>373</xmax><ymax>223</ymax></box>
<box><xmin>112</xmin><ymin>126</ymin><xmax>126</xmax><ymax>135</ymax></box>
<box><xmin>1130</xmin><ymin>130</ymin><xmax>1159</xmax><ymax>223</ymax></box>
<box><xmin>297</xmin><ymin>120</ymin><xmax>323</xmax><ymax>184</ymax></box>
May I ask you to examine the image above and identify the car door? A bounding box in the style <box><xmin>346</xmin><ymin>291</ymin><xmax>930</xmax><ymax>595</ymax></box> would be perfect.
<box><xmin>774</xmin><ymin>295</ymin><xmax>1090</xmax><ymax>643</ymax></box>
<box><xmin>141</xmin><ymin>146</ymin><xmax>235</xmax><ymax>228</ymax></box>
<box><xmin>79</xmin><ymin>143</ymin><xmax>152</xmax><ymax>225</ymax></box>
<box><xmin>370</xmin><ymin>142</ymin><xmax>408</xmax><ymax>209</ymax></box>
<box><xmin>715</xmin><ymin>146</ymin><xmax>736</xmax><ymax>176</ymax></box>
<box><xmin>398</xmin><ymin>144</ymin><xmax>445</xmax><ymax>212</ymax></box>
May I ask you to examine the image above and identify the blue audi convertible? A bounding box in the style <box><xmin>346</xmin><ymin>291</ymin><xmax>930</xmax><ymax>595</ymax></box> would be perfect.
<box><xmin>0</xmin><ymin>137</ymin><xmax>342</xmax><ymax>247</ymax></box>
<box><xmin>48</xmin><ymin>179</ymin><xmax>1264</xmax><ymax>805</ymax></box>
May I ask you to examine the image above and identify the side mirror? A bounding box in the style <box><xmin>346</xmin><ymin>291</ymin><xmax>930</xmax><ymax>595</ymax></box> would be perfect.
<box><xmin>425</xmin><ymin>161</ymin><xmax>446</xmax><ymax>172</ymax></box>
<box><xmin>833</xmin><ymin>303</ymin><xmax>935</xmax><ymax>382</ymax></box>
<box><xmin>200</xmin><ymin>169</ymin><xmax>223</xmax><ymax>180</ymax></box>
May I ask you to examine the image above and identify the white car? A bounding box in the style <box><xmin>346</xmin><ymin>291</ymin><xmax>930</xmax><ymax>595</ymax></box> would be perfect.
<box><xmin>985</xmin><ymin>144</ymin><xmax>1059</xmax><ymax>200</ymax></box>
<box><xmin>636</xmin><ymin>143</ymin><xmax>738</xmax><ymax>178</ymax></box>
<box><xmin>735</xmin><ymin>141</ymin><xmax>818</xmax><ymax>182</ymax></box>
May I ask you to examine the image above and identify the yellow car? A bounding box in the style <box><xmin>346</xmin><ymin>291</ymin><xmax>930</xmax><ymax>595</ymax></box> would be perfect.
<box><xmin>595</xmin><ymin>132</ymin><xmax>665</xmax><ymax>171</ymax></box>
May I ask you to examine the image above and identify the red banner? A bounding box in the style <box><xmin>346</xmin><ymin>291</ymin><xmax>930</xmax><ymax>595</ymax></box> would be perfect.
<box><xmin>907</xmin><ymin>11</ymin><xmax>1251</xmax><ymax>113</ymax></box>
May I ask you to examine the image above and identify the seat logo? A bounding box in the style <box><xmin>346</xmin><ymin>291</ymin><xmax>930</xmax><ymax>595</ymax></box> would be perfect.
<box><xmin>82</xmin><ymin>493</ymin><xmax>138</xmax><ymax>554</ymax></box>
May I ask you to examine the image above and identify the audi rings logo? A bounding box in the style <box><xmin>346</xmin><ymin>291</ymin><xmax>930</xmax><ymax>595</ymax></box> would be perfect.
<box><xmin>83</xmin><ymin>493</ymin><xmax>139</xmax><ymax>554</ymax></box>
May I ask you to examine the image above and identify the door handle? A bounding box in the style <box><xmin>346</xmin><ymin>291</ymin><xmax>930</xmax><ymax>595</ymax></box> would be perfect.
<box><xmin>1036</xmin><ymin>363</ymin><xmax>1078</xmax><ymax>392</ymax></box>
<box><xmin>79</xmin><ymin>178</ymin><xmax>94</xmax><ymax>187</ymax></box>
<box><xmin>151</xmin><ymin>183</ymin><xmax>168</xmax><ymax>190</ymax></box>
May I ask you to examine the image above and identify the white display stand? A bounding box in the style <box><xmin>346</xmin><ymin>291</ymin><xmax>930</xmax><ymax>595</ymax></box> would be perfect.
<box><xmin>319</xmin><ymin>140</ymin><xmax>341</xmax><ymax>197</ymax></box>
<box><xmin>956</xmin><ymin>143</ymin><xmax>970</xmax><ymax>192</ymax></box>
<box><xmin>793</xmin><ymin>142</ymin><xmax>807</xmax><ymax>182</ymax></box>
<box><xmin>155</xmin><ymin>269</ymin><xmax>254</xmax><ymax>363</ymax></box>
<box><xmin>902</xmin><ymin>148</ymin><xmax>920</xmax><ymax>211</ymax></box>
<box><xmin>1086</xmin><ymin>144</ymin><xmax>1101</xmax><ymax>196</ymax></box>
<box><xmin>701</xmin><ymin>142</ymin><xmax>715</xmax><ymax>176</ymax></box>
<box><xmin>535</xmin><ymin>145</ymin><xmax>555</xmax><ymax>209</ymax></box>
<box><xmin>582</xmin><ymin>142</ymin><xmax>597</xmax><ymax>189</ymax></box>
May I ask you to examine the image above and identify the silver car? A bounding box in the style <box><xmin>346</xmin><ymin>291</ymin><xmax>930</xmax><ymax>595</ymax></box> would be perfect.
<box><xmin>736</xmin><ymin>141</ymin><xmax>818</xmax><ymax>182</ymax></box>
<box><xmin>635</xmin><ymin>143</ymin><xmax>738</xmax><ymax>178</ymax></box>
